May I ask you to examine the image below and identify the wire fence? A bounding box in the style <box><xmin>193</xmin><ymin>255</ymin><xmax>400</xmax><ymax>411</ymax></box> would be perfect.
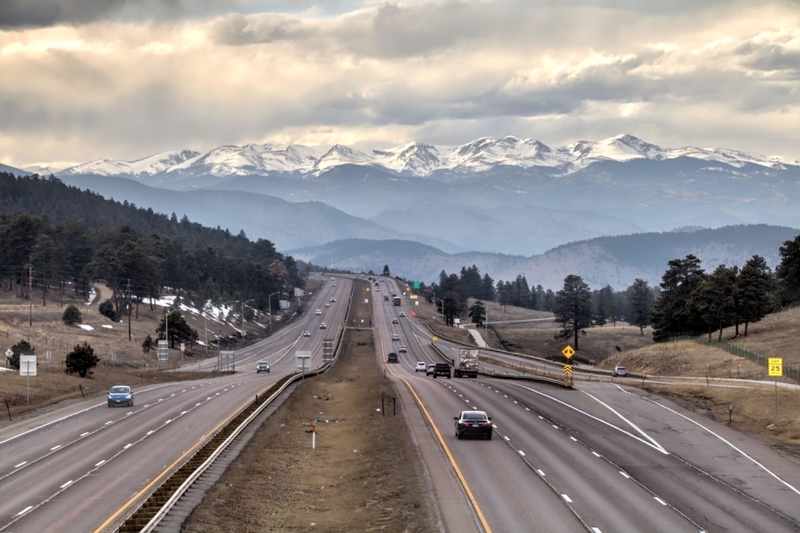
<box><xmin>664</xmin><ymin>333</ymin><xmax>800</xmax><ymax>382</ymax></box>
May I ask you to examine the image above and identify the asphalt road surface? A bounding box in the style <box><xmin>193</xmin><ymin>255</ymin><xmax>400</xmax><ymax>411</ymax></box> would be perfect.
<box><xmin>377</xmin><ymin>277</ymin><xmax>800</xmax><ymax>533</ymax></box>
<box><xmin>0</xmin><ymin>276</ymin><xmax>351</xmax><ymax>532</ymax></box>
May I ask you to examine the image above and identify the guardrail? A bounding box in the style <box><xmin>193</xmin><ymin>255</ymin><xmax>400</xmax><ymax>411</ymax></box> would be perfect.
<box><xmin>428</xmin><ymin>342</ymin><xmax>573</xmax><ymax>389</ymax></box>
<box><xmin>118</xmin><ymin>282</ymin><xmax>357</xmax><ymax>532</ymax></box>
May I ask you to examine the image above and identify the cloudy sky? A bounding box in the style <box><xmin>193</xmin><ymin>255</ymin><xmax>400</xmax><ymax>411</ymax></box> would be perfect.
<box><xmin>1</xmin><ymin>0</ymin><xmax>798</xmax><ymax>169</ymax></box>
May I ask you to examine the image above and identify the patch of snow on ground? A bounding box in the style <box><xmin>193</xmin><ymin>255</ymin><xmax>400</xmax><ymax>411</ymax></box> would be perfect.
<box><xmin>102</xmin><ymin>325</ymin><xmax>113</xmax><ymax>329</ymax></box>
<box><xmin>78</xmin><ymin>324</ymin><xmax>94</xmax><ymax>331</ymax></box>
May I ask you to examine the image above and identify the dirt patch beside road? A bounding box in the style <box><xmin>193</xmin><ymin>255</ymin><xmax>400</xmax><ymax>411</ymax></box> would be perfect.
<box><xmin>183</xmin><ymin>280</ymin><xmax>437</xmax><ymax>532</ymax></box>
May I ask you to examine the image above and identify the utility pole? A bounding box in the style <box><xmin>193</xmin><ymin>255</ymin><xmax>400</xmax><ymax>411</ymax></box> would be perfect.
<box><xmin>29</xmin><ymin>266</ymin><xmax>33</xmax><ymax>326</ymax></box>
<box><xmin>127</xmin><ymin>279</ymin><xmax>132</xmax><ymax>342</ymax></box>
<box><xmin>204</xmin><ymin>308</ymin><xmax>208</xmax><ymax>357</ymax></box>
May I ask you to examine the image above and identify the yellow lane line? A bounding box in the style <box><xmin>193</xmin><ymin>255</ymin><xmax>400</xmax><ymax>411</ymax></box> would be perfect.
<box><xmin>93</xmin><ymin>394</ymin><xmax>256</xmax><ymax>533</ymax></box>
<box><xmin>380</xmin><ymin>326</ymin><xmax>492</xmax><ymax>533</ymax></box>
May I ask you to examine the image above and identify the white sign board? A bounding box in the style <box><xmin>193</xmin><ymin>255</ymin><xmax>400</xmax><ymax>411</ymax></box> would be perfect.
<box><xmin>5</xmin><ymin>349</ymin><xmax>13</xmax><ymax>359</ymax></box>
<box><xmin>279</xmin><ymin>299</ymin><xmax>290</xmax><ymax>309</ymax></box>
<box><xmin>157</xmin><ymin>340</ymin><xmax>169</xmax><ymax>362</ymax></box>
<box><xmin>296</xmin><ymin>350</ymin><xmax>312</xmax><ymax>371</ymax></box>
<box><xmin>20</xmin><ymin>355</ymin><xmax>37</xmax><ymax>376</ymax></box>
<box><xmin>294</xmin><ymin>288</ymin><xmax>304</xmax><ymax>297</ymax></box>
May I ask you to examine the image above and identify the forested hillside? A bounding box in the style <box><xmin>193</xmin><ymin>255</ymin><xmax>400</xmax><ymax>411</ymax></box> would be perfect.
<box><xmin>0</xmin><ymin>172</ymin><xmax>304</xmax><ymax>314</ymax></box>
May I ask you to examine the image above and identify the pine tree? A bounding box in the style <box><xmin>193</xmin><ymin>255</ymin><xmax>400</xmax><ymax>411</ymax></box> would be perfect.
<box><xmin>651</xmin><ymin>255</ymin><xmax>707</xmax><ymax>341</ymax></box>
<box><xmin>737</xmin><ymin>255</ymin><xmax>772</xmax><ymax>336</ymax></box>
<box><xmin>628</xmin><ymin>279</ymin><xmax>654</xmax><ymax>335</ymax></box>
<box><xmin>553</xmin><ymin>275</ymin><xmax>594</xmax><ymax>350</ymax></box>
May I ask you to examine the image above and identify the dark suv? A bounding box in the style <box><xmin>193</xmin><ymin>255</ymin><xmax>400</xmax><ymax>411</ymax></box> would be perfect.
<box><xmin>432</xmin><ymin>363</ymin><xmax>451</xmax><ymax>379</ymax></box>
<box><xmin>387</xmin><ymin>352</ymin><xmax>399</xmax><ymax>363</ymax></box>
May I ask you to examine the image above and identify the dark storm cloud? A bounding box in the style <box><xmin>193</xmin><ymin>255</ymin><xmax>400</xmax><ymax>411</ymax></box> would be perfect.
<box><xmin>2</xmin><ymin>0</ymin><xmax>131</xmax><ymax>28</ymax></box>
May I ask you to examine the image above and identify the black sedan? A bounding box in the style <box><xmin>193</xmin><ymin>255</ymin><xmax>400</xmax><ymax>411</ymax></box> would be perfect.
<box><xmin>454</xmin><ymin>410</ymin><xmax>492</xmax><ymax>440</ymax></box>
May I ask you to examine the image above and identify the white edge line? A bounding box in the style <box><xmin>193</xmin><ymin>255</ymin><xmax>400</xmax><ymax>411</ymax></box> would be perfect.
<box><xmin>652</xmin><ymin>401</ymin><xmax>800</xmax><ymax>495</ymax></box>
<box><xmin>514</xmin><ymin>384</ymin><xmax>669</xmax><ymax>455</ymax></box>
<box><xmin>582</xmin><ymin>390</ymin><xmax>668</xmax><ymax>454</ymax></box>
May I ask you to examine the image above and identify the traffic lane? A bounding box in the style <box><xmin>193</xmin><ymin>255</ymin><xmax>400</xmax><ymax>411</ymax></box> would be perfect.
<box><xmin>3</xmin><ymin>375</ymin><xmax>274</xmax><ymax>532</ymax></box>
<box><xmin>405</xmin><ymin>373</ymin><xmax>586</xmax><ymax>532</ymax></box>
<box><xmin>496</xmin><ymin>379</ymin><xmax>800</xmax><ymax>533</ymax></box>
<box><xmin>0</xmin><ymin>379</ymin><xmax>222</xmax><ymax>478</ymax></box>
<box><xmin>462</xmin><ymin>378</ymin><xmax>701</xmax><ymax>533</ymax></box>
<box><xmin>530</xmin><ymin>379</ymin><xmax>800</xmax><ymax>523</ymax></box>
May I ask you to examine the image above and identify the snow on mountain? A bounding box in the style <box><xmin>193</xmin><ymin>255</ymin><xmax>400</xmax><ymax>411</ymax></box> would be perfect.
<box><xmin>447</xmin><ymin>136</ymin><xmax>564</xmax><ymax>171</ymax></box>
<box><xmin>371</xmin><ymin>142</ymin><xmax>445</xmax><ymax>176</ymax></box>
<box><xmin>562</xmin><ymin>134</ymin><xmax>666</xmax><ymax>166</ymax></box>
<box><xmin>313</xmin><ymin>145</ymin><xmax>374</xmax><ymax>173</ymax></box>
<box><xmin>169</xmin><ymin>143</ymin><xmax>321</xmax><ymax>176</ymax></box>
<box><xmin>60</xmin><ymin>149</ymin><xmax>200</xmax><ymax>177</ymax></box>
<box><xmin>54</xmin><ymin>134</ymin><xmax>797</xmax><ymax>179</ymax></box>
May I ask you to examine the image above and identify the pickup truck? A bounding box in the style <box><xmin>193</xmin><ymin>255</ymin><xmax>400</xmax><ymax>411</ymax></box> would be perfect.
<box><xmin>432</xmin><ymin>362</ymin><xmax>451</xmax><ymax>379</ymax></box>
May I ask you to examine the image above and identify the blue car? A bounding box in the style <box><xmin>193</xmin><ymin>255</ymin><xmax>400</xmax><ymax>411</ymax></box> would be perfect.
<box><xmin>108</xmin><ymin>385</ymin><xmax>134</xmax><ymax>407</ymax></box>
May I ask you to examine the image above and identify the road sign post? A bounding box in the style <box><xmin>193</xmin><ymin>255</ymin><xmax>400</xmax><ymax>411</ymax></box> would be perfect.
<box><xmin>20</xmin><ymin>355</ymin><xmax>37</xmax><ymax>406</ymax></box>
<box><xmin>769</xmin><ymin>358</ymin><xmax>783</xmax><ymax>418</ymax></box>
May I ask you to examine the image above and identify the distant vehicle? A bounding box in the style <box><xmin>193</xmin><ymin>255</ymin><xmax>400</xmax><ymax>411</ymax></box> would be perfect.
<box><xmin>392</xmin><ymin>333</ymin><xmax>400</xmax><ymax>341</ymax></box>
<box><xmin>384</xmin><ymin>295</ymin><xmax>389</xmax><ymax>301</ymax></box>
<box><xmin>387</xmin><ymin>352</ymin><xmax>399</xmax><ymax>363</ymax></box>
<box><xmin>454</xmin><ymin>410</ymin><xmax>492</xmax><ymax>440</ymax></box>
<box><xmin>398</xmin><ymin>345</ymin><xmax>407</xmax><ymax>353</ymax></box>
<box><xmin>393</xmin><ymin>296</ymin><xmax>401</xmax><ymax>306</ymax></box>
<box><xmin>399</xmin><ymin>311</ymin><xmax>405</xmax><ymax>317</ymax></box>
<box><xmin>612</xmin><ymin>365</ymin><xmax>627</xmax><ymax>377</ymax></box>
<box><xmin>256</xmin><ymin>361</ymin><xmax>271</xmax><ymax>373</ymax></box>
<box><xmin>315</xmin><ymin>309</ymin><xmax>322</xmax><ymax>315</ymax></box>
<box><xmin>392</xmin><ymin>318</ymin><xmax>398</xmax><ymax>324</ymax></box>
<box><xmin>332</xmin><ymin>283</ymin><xmax>336</xmax><ymax>287</ymax></box>
<box><xmin>432</xmin><ymin>363</ymin><xmax>451</xmax><ymax>379</ymax></box>
<box><xmin>303</xmin><ymin>330</ymin><xmax>311</xmax><ymax>337</ymax></box>
<box><xmin>108</xmin><ymin>385</ymin><xmax>134</xmax><ymax>407</ymax></box>
<box><xmin>331</xmin><ymin>277</ymin><xmax>335</xmax><ymax>281</ymax></box>
<box><xmin>376</xmin><ymin>288</ymin><xmax>380</xmax><ymax>292</ymax></box>
<box><xmin>325</xmin><ymin>303</ymin><xmax>330</xmax><ymax>307</ymax></box>
<box><xmin>415</xmin><ymin>362</ymin><xmax>427</xmax><ymax>372</ymax></box>
<box><xmin>454</xmin><ymin>348</ymin><xmax>479</xmax><ymax>378</ymax></box>
<box><xmin>320</xmin><ymin>323</ymin><xmax>327</xmax><ymax>329</ymax></box>
<box><xmin>426</xmin><ymin>364</ymin><xmax>435</xmax><ymax>376</ymax></box>
<box><xmin>330</xmin><ymin>297</ymin><xmax>336</xmax><ymax>302</ymax></box>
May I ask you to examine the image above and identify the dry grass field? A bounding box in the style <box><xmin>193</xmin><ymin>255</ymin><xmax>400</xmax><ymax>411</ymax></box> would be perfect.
<box><xmin>183</xmin><ymin>279</ymin><xmax>436</xmax><ymax>533</ymax></box>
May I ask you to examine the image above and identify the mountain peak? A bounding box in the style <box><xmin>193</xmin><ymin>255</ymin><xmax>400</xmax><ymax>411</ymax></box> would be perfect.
<box><xmin>54</xmin><ymin>135</ymin><xmax>795</xmax><ymax>179</ymax></box>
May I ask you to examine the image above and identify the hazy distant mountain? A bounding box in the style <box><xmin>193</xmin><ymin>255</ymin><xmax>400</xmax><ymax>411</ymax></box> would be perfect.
<box><xmin>56</xmin><ymin>134</ymin><xmax>798</xmax><ymax>181</ymax></box>
<box><xmin>291</xmin><ymin>225</ymin><xmax>799</xmax><ymax>290</ymax></box>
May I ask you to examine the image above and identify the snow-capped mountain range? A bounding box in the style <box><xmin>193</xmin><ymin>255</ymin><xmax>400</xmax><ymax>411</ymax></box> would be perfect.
<box><xmin>56</xmin><ymin>134</ymin><xmax>797</xmax><ymax>179</ymax></box>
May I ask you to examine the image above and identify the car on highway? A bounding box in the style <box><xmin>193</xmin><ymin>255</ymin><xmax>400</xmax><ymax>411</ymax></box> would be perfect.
<box><xmin>320</xmin><ymin>323</ymin><xmax>327</xmax><ymax>329</ymax></box>
<box><xmin>399</xmin><ymin>311</ymin><xmax>405</xmax><ymax>317</ymax></box>
<box><xmin>387</xmin><ymin>352</ymin><xmax>399</xmax><ymax>363</ymax></box>
<box><xmin>392</xmin><ymin>333</ymin><xmax>400</xmax><ymax>341</ymax></box>
<box><xmin>432</xmin><ymin>362</ymin><xmax>451</xmax><ymax>378</ymax></box>
<box><xmin>315</xmin><ymin>309</ymin><xmax>322</xmax><ymax>315</ymax></box>
<box><xmin>303</xmin><ymin>330</ymin><xmax>311</xmax><ymax>337</ymax></box>
<box><xmin>376</xmin><ymin>288</ymin><xmax>380</xmax><ymax>291</ymax></box>
<box><xmin>398</xmin><ymin>345</ymin><xmax>407</xmax><ymax>353</ymax></box>
<box><xmin>415</xmin><ymin>362</ymin><xmax>427</xmax><ymax>372</ymax></box>
<box><xmin>612</xmin><ymin>365</ymin><xmax>627</xmax><ymax>377</ymax></box>
<box><xmin>107</xmin><ymin>385</ymin><xmax>134</xmax><ymax>407</ymax></box>
<box><xmin>454</xmin><ymin>410</ymin><xmax>492</xmax><ymax>440</ymax></box>
<box><xmin>325</xmin><ymin>303</ymin><xmax>330</xmax><ymax>307</ymax></box>
<box><xmin>256</xmin><ymin>361</ymin><xmax>271</xmax><ymax>373</ymax></box>
<box><xmin>426</xmin><ymin>364</ymin><xmax>435</xmax><ymax>376</ymax></box>
<box><xmin>392</xmin><ymin>318</ymin><xmax>398</xmax><ymax>324</ymax></box>
<box><xmin>330</xmin><ymin>297</ymin><xmax>336</xmax><ymax>302</ymax></box>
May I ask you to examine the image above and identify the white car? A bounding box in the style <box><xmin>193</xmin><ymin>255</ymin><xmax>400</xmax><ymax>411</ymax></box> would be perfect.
<box><xmin>392</xmin><ymin>333</ymin><xmax>399</xmax><ymax>341</ymax></box>
<box><xmin>325</xmin><ymin>303</ymin><xmax>330</xmax><ymax>307</ymax></box>
<box><xmin>320</xmin><ymin>323</ymin><xmax>327</xmax><ymax>329</ymax></box>
<box><xmin>415</xmin><ymin>362</ymin><xmax>427</xmax><ymax>372</ymax></box>
<box><xmin>399</xmin><ymin>311</ymin><xmax>405</xmax><ymax>317</ymax></box>
<box><xmin>330</xmin><ymin>297</ymin><xmax>336</xmax><ymax>302</ymax></box>
<box><xmin>315</xmin><ymin>309</ymin><xmax>322</xmax><ymax>315</ymax></box>
<box><xmin>392</xmin><ymin>318</ymin><xmax>398</xmax><ymax>324</ymax></box>
<box><xmin>398</xmin><ymin>345</ymin><xmax>407</xmax><ymax>353</ymax></box>
<box><xmin>303</xmin><ymin>330</ymin><xmax>311</xmax><ymax>337</ymax></box>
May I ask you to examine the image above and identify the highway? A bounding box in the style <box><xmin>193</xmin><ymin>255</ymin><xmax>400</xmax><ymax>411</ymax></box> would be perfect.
<box><xmin>0</xmin><ymin>275</ymin><xmax>352</xmax><ymax>532</ymax></box>
<box><xmin>375</xmin><ymin>277</ymin><xmax>800</xmax><ymax>533</ymax></box>
<box><xmin>3</xmin><ymin>274</ymin><xmax>799</xmax><ymax>532</ymax></box>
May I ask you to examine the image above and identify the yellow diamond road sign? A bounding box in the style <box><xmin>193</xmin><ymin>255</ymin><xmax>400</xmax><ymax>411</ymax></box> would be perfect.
<box><xmin>564</xmin><ymin>365</ymin><xmax>572</xmax><ymax>375</ymax></box>
<box><xmin>769</xmin><ymin>358</ymin><xmax>783</xmax><ymax>377</ymax></box>
<box><xmin>562</xmin><ymin>345</ymin><xmax>575</xmax><ymax>359</ymax></box>
<box><xmin>432</xmin><ymin>336</ymin><xmax>438</xmax><ymax>342</ymax></box>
